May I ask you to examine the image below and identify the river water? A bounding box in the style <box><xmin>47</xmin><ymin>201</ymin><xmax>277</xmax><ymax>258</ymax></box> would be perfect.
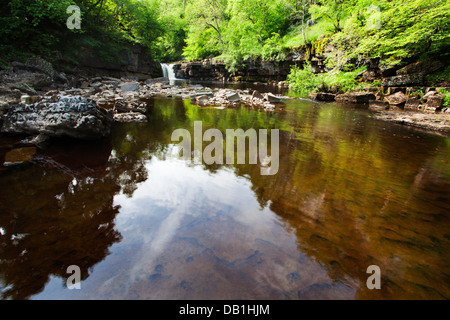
<box><xmin>0</xmin><ymin>83</ymin><xmax>449</xmax><ymax>299</ymax></box>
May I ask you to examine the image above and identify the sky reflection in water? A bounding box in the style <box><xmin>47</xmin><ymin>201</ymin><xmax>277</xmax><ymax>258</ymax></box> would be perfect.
<box><xmin>1</xmin><ymin>95</ymin><xmax>449</xmax><ymax>300</ymax></box>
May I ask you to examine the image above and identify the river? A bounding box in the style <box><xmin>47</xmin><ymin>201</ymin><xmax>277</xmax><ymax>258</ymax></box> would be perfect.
<box><xmin>0</xmin><ymin>83</ymin><xmax>449</xmax><ymax>299</ymax></box>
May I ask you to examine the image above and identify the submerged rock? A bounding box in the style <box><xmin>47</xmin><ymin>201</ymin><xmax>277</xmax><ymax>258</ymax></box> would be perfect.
<box><xmin>1</xmin><ymin>95</ymin><xmax>113</xmax><ymax>139</ymax></box>
<box><xmin>369</xmin><ymin>100</ymin><xmax>389</xmax><ymax>111</ymax></box>
<box><xmin>3</xmin><ymin>147</ymin><xmax>36</xmax><ymax>166</ymax></box>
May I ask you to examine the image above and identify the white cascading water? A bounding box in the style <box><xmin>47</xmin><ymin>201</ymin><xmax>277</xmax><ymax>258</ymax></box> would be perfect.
<box><xmin>160</xmin><ymin>63</ymin><xmax>177</xmax><ymax>80</ymax></box>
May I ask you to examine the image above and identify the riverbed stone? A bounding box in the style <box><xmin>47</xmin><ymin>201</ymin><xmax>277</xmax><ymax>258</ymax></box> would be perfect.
<box><xmin>265</xmin><ymin>93</ymin><xmax>282</xmax><ymax>103</ymax></box>
<box><xmin>369</xmin><ymin>100</ymin><xmax>389</xmax><ymax>110</ymax></box>
<box><xmin>120</xmin><ymin>82</ymin><xmax>139</xmax><ymax>92</ymax></box>
<box><xmin>3</xmin><ymin>147</ymin><xmax>36</xmax><ymax>166</ymax></box>
<box><xmin>226</xmin><ymin>92</ymin><xmax>241</xmax><ymax>102</ymax></box>
<box><xmin>113</xmin><ymin>112</ymin><xmax>148</xmax><ymax>123</ymax></box>
<box><xmin>195</xmin><ymin>95</ymin><xmax>211</xmax><ymax>105</ymax></box>
<box><xmin>190</xmin><ymin>92</ymin><xmax>213</xmax><ymax>100</ymax></box>
<box><xmin>1</xmin><ymin>95</ymin><xmax>113</xmax><ymax>139</ymax></box>
<box><xmin>252</xmin><ymin>90</ymin><xmax>264</xmax><ymax>100</ymax></box>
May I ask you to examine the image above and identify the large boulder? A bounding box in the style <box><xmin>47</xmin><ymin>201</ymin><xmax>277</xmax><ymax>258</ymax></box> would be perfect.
<box><xmin>1</xmin><ymin>95</ymin><xmax>113</xmax><ymax>139</ymax></box>
<box><xmin>335</xmin><ymin>92</ymin><xmax>376</xmax><ymax>104</ymax></box>
<box><xmin>382</xmin><ymin>74</ymin><xmax>424</xmax><ymax>87</ymax></box>
<box><xmin>384</xmin><ymin>91</ymin><xmax>408</xmax><ymax>107</ymax></box>
<box><xmin>264</xmin><ymin>93</ymin><xmax>282</xmax><ymax>103</ymax></box>
<box><xmin>396</xmin><ymin>60</ymin><xmax>444</xmax><ymax>76</ymax></box>
<box><xmin>309</xmin><ymin>92</ymin><xmax>336</xmax><ymax>102</ymax></box>
<box><xmin>425</xmin><ymin>94</ymin><xmax>444</xmax><ymax>113</ymax></box>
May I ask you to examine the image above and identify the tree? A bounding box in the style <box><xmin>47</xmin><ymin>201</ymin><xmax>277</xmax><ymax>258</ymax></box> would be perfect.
<box><xmin>310</xmin><ymin>0</ymin><xmax>355</xmax><ymax>33</ymax></box>
<box><xmin>185</xmin><ymin>0</ymin><xmax>228</xmax><ymax>52</ymax></box>
<box><xmin>285</xmin><ymin>0</ymin><xmax>313</xmax><ymax>44</ymax></box>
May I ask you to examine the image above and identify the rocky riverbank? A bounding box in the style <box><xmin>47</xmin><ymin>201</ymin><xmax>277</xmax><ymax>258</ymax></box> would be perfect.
<box><xmin>305</xmin><ymin>57</ymin><xmax>450</xmax><ymax>134</ymax></box>
<box><xmin>0</xmin><ymin>63</ymin><xmax>291</xmax><ymax>143</ymax></box>
<box><xmin>307</xmin><ymin>88</ymin><xmax>450</xmax><ymax>134</ymax></box>
<box><xmin>1</xmin><ymin>57</ymin><xmax>449</xmax><ymax>149</ymax></box>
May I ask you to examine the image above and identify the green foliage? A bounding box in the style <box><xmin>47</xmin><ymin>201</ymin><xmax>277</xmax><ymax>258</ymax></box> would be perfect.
<box><xmin>287</xmin><ymin>62</ymin><xmax>368</xmax><ymax>96</ymax></box>
<box><xmin>0</xmin><ymin>0</ymin><xmax>75</xmax><ymax>58</ymax></box>
<box><xmin>183</xmin><ymin>28</ymin><xmax>221</xmax><ymax>61</ymax></box>
<box><xmin>309</xmin><ymin>0</ymin><xmax>354</xmax><ymax>33</ymax></box>
<box><xmin>286</xmin><ymin>63</ymin><xmax>324</xmax><ymax>96</ymax></box>
<box><xmin>426</xmin><ymin>65</ymin><xmax>450</xmax><ymax>86</ymax></box>
<box><xmin>1</xmin><ymin>0</ymin><xmax>449</xmax><ymax>80</ymax></box>
<box><xmin>436</xmin><ymin>89</ymin><xmax>450</xmax><ymax>107</ymax></box>
<box><xmin>344</xmin><ymin>0</ymin><xmax>450</xmax><ymax>66</ymax></box>
<box><xmin>0</xmin><ymin>0</ymin><xmax>165</xmax><ymax>64</ymax></box>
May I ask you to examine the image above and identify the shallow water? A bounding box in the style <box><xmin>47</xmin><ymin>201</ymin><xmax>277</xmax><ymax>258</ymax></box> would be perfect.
<box><xmin>1</xmin><ymin>92</ymin><xmax>449</xmax><ymax>300</ymax></box>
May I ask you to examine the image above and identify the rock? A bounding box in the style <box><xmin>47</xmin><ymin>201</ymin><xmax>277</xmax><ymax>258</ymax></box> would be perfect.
<box><xmin>361</xmin><ymin>70</ymin><xmax>381</xmax><ymax>81</ymax></box>
<box><xmin>11</xmin><ymin>83</ymin><xmax>37</xmax><ymax>96</ymax></box>
<box><xmin>386</xmin><ymin>87</ymin><xmax>405</xmax><ymax>95</ymax></box>
<box><xmin>369</xmin><ymin>100</ymin><xmax>389</xmax><ymax>110</ymax></box>
<box><xmin>380</xmin><ymin>67</ymin><xmax>398</xmax><ymax>78</ymax></box>
<box><xmin>310</xmin><ymin>60</ymin><xmax>326</xmax><ymax>74</ymax></box>
<box><xmin>120</xmin><ymin>82</ymin><xmax>139</xmax><ymax>92</ymax></box>
<box><xmin>264</xmin><ymin>93</ymin><xmax>282</xmax><ymax>103</ymax></box>
<box><xmin>196</xmin><ymin>95</ymin><xmax>211</xmax><ymax>105</ymax></box>
<box><xmin>1</xmin><ymin>95</ymin><xmax>113</xmax><ymax>139</ymax></box>
<box><xmin>405</xmin><ymin>97</ymin><xmax>421</xmax><ymax>110</ymax></box>
<box><xmin>190</xmin><ymin>92</ymin><xmax>213</xmax><ymax>100</ymax></box>
<box><xmin>422</xmin><ymin>91</ymin><xmax>436</xmax><ymax>101</ymax></box>
<box><xmin>121</xmin><ymin>76</ymin><xmax>139</xmax><ymax>82</ymax></box>
<box><xmin>226</xmin><ymin>92</ymin><xmax>241</xmax><ymax>102</ymax></box>
<box><xmin>23</xmin><ymin>134</ymin><xmax>50</xmax><ymax>146</ymax></box>
<box><xmin>425</xmin><ymin>95</ymin><xmax>444</xmax><ymax>112</ymax></box>
<box><xmin>330</xmin><ymin>86</ymin><xmax>339</xmax><ymax>94</ymax></box>
<box><xmin>309</xmin><ymin>92</ymin><xmax>336</xmax><ymax>102</ymax></box>
<box><xmin>335</xmin><ymin>92</ymin><xmax>376</xmax><ymax>104</ymax></box>
<box><xmin>20</xmin><ymin>95</ymin><xmax>41</xmax><ymax>105</ymax></box>
<box><xmin>252</xmin><ymin>90</ymin><xmax>264</xmax><ymax>100</ymax></box>
<box><xmin>396</xmin><ymin>60</ymin><xmax>444</xmax><ymax>76</ymax></box>
<box><xmin>3</xmin><ymin>147</ymin><xmax>36</xmax><ymax>166</ymax></box>
<box><xmin>384</xmin><ymin>91</ymin><xmax>408</xmax><ymax>107</ymax></box>
<box><xmin>382</xmin><ymin>73</ymin><xmax>424</xmax><ymax>87</ymax></box>
<box><xmin>80</xmin><ymin>81</ymin><xmax>90</xmax><ymax>89</ymax></box>
<box><xmin>90</xmin><ymin>82</ymin><xmax>103</xmax><ymax>88</ymax></box>
<box><xmin>113</xmin><ymin>112</ymin><xmax>148</xmax><ymax>123</ymax></box>
<box><xmin>102</xmin><ymin>90</ymin><xmax>115</xmax><ymax>99</ymax></box>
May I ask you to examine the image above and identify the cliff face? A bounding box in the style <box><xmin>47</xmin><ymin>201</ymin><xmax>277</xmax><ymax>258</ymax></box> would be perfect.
<box><xmin>173</xmin><ymin>59</ymin><xmax>304</xmax><ymax>83</ymax></box>
<box><xmin>72</xmin><ymin>44</ymin><xmax>158</xmax><ymax>79</ymax></box>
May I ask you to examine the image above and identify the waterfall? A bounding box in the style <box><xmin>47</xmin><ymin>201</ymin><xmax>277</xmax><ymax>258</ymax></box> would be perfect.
<box><xmin>160</xmin><ymin>63</ymin><xmax>177</xmax><ymax>80</ymax></box>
